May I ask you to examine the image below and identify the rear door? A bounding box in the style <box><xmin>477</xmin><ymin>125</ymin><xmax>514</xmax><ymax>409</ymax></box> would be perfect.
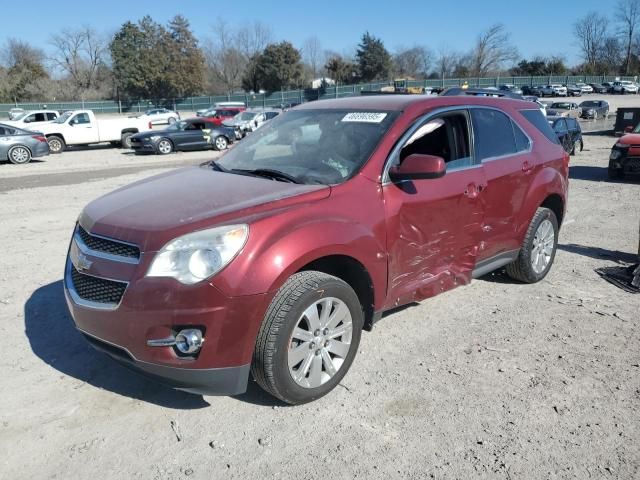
<box><xmin>470</xmin><ymin>107</ymin><xmax>533</xmax><ymax>261</ymax></box>
<box><xmin>383</xmin><ymin>108</ymin><xmax>487</xmax><ymax>307</ymax></box>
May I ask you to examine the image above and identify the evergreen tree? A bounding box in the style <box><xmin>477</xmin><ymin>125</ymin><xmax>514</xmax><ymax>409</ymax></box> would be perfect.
<box><xmin>356</xmin><ymin>32</ymin><xmax>392</xmax><ymax>82</ymax></box>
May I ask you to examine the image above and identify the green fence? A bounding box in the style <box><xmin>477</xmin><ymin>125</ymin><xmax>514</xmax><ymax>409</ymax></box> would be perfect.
<box><xmin>0</xmin><ymin>75</ymin><xmax>635</xmax><ymax>116</ymax></box>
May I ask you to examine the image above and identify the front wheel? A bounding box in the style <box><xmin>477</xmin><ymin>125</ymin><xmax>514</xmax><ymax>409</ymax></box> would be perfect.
<box><xmin>168</xmin><ymin>116</ymin><xmax>177</xmax><ymax>124</ymax></box>
<box><xmin>156</xmin><ymin>138</ymin><xmax>173</xmax><ymax>155</ymax></box>
<box><xmin>506</xmin><ymin>207</ymin><xmax>559</xmax><ymax>283</ymax></box>
<box><xmin>252</xmin><ymin>271</ymin><xmax>364</xmax><ymax>405</ymax></box>
<box><xmin>121</xmin><ymin>133</ymin><xmax>133</xmax><ymax>149</ymax></box>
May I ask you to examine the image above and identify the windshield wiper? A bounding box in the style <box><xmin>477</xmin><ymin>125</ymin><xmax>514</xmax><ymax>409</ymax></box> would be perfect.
<box><xmin>208</xmin><ymin>161</ymin><xmax>228</xmax><ymax>172</ymax></box>
<box><xmin>229</xmin><ymin>168</ymin><xmax>303</xmax><ymax>184</ymax></box>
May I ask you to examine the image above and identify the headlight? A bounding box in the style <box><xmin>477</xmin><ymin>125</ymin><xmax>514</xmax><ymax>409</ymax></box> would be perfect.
<box><xmin>150</xmin><ymin>135</ymin><xmax>161</xmax><ymax>142</ymax></box>
<box><xmin>147</xmin><ymin>225</ymin><xmax>249</xmax><ymax>284</ymax></box>
<box><xmin>610</xmin><ymin>150</ymin><xmax>621</xmax><ymax>160</ymax></box>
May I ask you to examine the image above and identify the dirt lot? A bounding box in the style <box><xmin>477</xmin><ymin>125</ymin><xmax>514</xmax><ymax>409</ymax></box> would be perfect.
<box><xmin>0</xmin><ymin>108</ymin><xmax>639</xmax><ymax>479</ymax></box>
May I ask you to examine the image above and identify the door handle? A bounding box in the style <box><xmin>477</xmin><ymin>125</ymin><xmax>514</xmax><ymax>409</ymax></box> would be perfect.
<box><xmin>522</xmin><ymin>161</ymin><xmax>533</xmax><ymax>172</ymax></box>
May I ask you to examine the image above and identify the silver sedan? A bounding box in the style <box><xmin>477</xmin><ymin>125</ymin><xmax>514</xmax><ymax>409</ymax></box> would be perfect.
<box><xmin>0</xmin><ymin>123</ymin><xmax>50</xmax><ymax>164</ymax></box>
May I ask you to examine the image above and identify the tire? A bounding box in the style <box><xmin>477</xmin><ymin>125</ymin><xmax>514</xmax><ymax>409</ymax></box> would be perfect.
<box><xmin>506</xmin><ymin>207</ymin><xmax>559</xmax><ymax>284</ymax></box>
<box><xmin>214</xmin><ymin>135</ymin><xmax>228</xmax><ymax>151</ymax></box>
<box><xmin>47</xmin><ymin>135</ymin><xmax>65</xmax><ymax>154</ymax></box>
<box><xmin>608</xmin><ymin>167</ymin><xmax>624</xmax><ymax>180</ymax></box>
<box><xmin>121</xmin><ymin>132</ymin><xmax>134</xmax><ymax>149</ymax></box>
<box><xmin>251</xmin><ymin>271</ymin><xmax>364</xmax><ymax>405</ymax></box>
<box><xmin>168</xmin><ymin>117</ymin><xmax>177</xmax><ymax>124</ymax></box>
<box><xmin>570</xmin><ymin>140</ymin><xmax>578</xmax><ymax>156</ymax></box>
<box><xmin>7</xmin><ymin>145</ymin><xmax>31</xmax><ymax>164</ymax></box>
<box><xmin>156</xmin><ymin>138</ymin><xmax>173</xmax><ymax>155</ymax></box>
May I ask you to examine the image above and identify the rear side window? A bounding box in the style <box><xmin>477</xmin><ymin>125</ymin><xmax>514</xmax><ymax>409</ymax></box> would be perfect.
<box><xmin>470</xmin><ymin>109</ymin><xmax>516</xmax><ymax>161</ymax></box>
<box><xmin>521</xmin><ymin>109</ymin><xmax>559</xmax><ymax>144</ymax></box>
<box><xmin>46</xmin><ymin>112</ymin><xmax>57</xmax><ymax>120</ymax></box>
<box><xmin>512</xmin><ymin>122</ymin><xmax>531</xmax><ymax>152</ymax></box>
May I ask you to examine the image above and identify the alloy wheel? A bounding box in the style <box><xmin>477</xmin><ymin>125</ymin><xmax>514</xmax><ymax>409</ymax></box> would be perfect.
<box><xmin>10</xmin><ymin>146</ymin><xmax>30</xmax><ymax>164</ymax></box>
<box><xmin>158</xmin><ymin>140</ymin><xmax>172</xmax><ymax>154</ymax></box>
<box><xmin>531</xmin><ymin>219</ymin><xmax>555</xmax><ymax>274</ymax></box>
<box><xmin>288</xmin><ymin>297</ymin><xmax>353</xmax><ymax>389</ymax></box>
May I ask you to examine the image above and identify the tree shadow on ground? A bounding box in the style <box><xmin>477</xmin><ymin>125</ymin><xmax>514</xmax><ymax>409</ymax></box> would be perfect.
<box><xmin>558</xmin><ymin>243</ymin><xmax>638</xmax><ymax>264</ymax></box>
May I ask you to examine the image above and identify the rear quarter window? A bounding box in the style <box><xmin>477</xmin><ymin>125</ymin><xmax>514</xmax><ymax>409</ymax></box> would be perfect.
<box><xmin>470</xmin><ymin>108</ymin><xmax>517</xmax><ymax>161</ymax></box>
<box><xmin>520</xmin><ymin>109</ymin><xmax>559</xmax><ymax>144</ymax></box>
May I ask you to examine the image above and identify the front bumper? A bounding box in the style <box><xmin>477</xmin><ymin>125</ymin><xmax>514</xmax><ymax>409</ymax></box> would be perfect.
<box><xmin>80</xmin><ymin>330</ymin><xmax>250</xmax><ymax>395</ymax></box>
<box><xmin>130</xmin><ymin>140</ymin><xmax>157</xmax><ymax>153</ymax></box>
<box><xmin>63</xmin><ymin>225</ymin><xmax>272</xmax><ymax>395</ymax></box>
<box><xmin>609</xmin><ymin>147</ymin><xmax>640</xmax><ymax>173</ymax></box>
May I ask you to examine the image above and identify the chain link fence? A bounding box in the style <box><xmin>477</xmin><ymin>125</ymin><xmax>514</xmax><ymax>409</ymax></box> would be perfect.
<box><xmin>1</xmin><ymin>75</ymin><xmax>635</xmax><ymax>116</ymax></box>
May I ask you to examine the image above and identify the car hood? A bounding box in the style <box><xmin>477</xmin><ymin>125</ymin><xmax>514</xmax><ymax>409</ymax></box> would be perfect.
<box><xmin>79</xmin><ymin>166</ymin><xmax>331</xmax><ymax>252</ymax></box>
<box><xmin>223</xmin><ymin>118</ymin><xmax>250</xmax><ymax>127</ymax></box>
<box><xmin>617</xmin><ymin>133</ymin><xmax>640</xmax><ymax>146</ymax></box>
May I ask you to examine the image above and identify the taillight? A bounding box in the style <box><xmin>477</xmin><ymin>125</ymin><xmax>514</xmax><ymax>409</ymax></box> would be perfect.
<box><xmin>32</xmin><ymin>135</ymin><xmax>47</xmax><ymax>143</ymax></box>
<box><xmin>149</xmin><ymin>121</ymin><xmax>152</xmax><ymax>129</ymax></box>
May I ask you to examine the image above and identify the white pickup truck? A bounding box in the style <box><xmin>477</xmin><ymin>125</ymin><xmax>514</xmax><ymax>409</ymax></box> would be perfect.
<box><xmin>37</xmin><ymin>110</ymin><xmax>152</xmax><ymax>153</ymax></box>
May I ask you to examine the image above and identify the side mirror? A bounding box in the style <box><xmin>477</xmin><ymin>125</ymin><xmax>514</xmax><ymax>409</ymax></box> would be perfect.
<box><xmin>389</xmin><ymin>154</ymin><xmax>446</xmax><ymax>181</ymax></box>
<box><xmin>625</xmin><ymin>126</ymin><xmax>633</xmax><ymax>133</ymax></box>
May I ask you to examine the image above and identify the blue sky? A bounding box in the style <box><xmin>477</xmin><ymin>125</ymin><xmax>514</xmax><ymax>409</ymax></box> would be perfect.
<box><xmin>1</xmin><ymin>0</ymin><xmax>614</xmax><ymax>66</ymax></box>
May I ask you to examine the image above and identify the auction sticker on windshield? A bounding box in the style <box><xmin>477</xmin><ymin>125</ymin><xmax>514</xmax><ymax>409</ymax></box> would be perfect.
<box><xmin>342</xmin><ymin>112</ymin><xmax>387</xmax><ymax>123</ymax></box>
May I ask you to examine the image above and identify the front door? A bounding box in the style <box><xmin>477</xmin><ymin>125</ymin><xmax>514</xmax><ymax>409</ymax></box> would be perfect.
<box><xmin>383</xmin><ymin>109</ymin><xmax>487</xmax><ymax>308</ymax></box>
<box><xmin>65</xmin><ymin>113</ymin><xmax>98</xmax><ymax>144</ymax></box>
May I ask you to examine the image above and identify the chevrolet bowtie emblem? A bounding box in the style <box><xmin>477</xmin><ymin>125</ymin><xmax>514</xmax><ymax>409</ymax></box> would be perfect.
<box><xmin>76</xmin><ymin>252</ymin><xmax>93</xmax><ymax>272</ymax></box>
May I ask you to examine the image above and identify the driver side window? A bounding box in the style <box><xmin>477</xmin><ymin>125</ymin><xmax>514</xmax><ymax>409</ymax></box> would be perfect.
<box><xmin>399</xmin><ymin>111</ymin><xmax>473</xmax><ymax>171</ymax></box>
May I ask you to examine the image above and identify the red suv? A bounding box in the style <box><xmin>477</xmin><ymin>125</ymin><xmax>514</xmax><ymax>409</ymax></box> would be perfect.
<box><xmin>202</xmin><ymin>107</ymin><xmax>245</xmax><ymax>126</ymax></box>
<box><xmin>64</xmin><ymin>95</ymin><xmax>569</xmax><ymax>404</ymax></box>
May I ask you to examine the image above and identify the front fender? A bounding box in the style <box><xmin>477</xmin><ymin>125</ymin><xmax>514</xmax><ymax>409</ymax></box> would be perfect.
<box><xmin>212</xmin><ymin>213</ymin><xmax>387</xmax><ymax>307</ymax></box>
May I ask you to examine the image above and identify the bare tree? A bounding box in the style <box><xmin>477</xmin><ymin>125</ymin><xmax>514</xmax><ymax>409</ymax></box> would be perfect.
<box><xmin>616</xmin><ymin>0</ymin><xmax>640</xmax><ymax>74</ymax></box>
<box><xmin>435</xmin><ymin>46</ymin><xmax>459</xmax><ymax>79</ymax></box>
<box><xmin>236</xmin><ymin>21</ymin><xmax>272</xmax><ymax>60</ymax></box>
<box><xmin>204</xmin><ymin>19</ymin><xmax>246</xmax><ymax>93</ymax></box>
<box><xmin>574</xmin><ymin>12</ymin><xmax>610</xmax><ymax>70</ymax></box>
<box><xmin>469</xmin><ymin>24</ymin><xmax>518</xmax><ymax>77</ymax></box>
<box><xmin>302</xmin><ymin>36</ymin><xmax>323</xmax><ymax>79</ymax></box>
<box><xmin>49</xmin><ymin>27</ymin><xmax>106</xmax><ymax>93</ymax></box>
<box><xmin>393</xmin><ymin>45</ymin><xmax>433</xmax><ymax>78</ymax></box>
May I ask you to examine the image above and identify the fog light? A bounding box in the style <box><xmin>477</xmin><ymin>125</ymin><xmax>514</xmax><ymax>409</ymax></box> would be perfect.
<box><xmin>175</xmin><ymin>329</ymin><xmax>203</xmax><ymax>354</ymax></box>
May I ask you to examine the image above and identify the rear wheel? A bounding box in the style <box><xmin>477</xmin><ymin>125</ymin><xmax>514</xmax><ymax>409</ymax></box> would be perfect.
<box><xmin>214</xmin><ymin>135</ymin><xmax>228</xmax><ymax>151</ymax></box>
<box><xmin>506</xmin><ymin>207</ymin><xmax>559</xmax><ymax>283</ymax></box>
<box><xmin>8</xmin><ymin>145</ymin><xmax>31</xmax><ymax>164</ymax></box>
<box><xmin>47</xmin><ymin>135</ymin><xmax>65</xmax><ymax>154</ymax></box>
<box><xmin>168</xmin><ymin>117</ymin><xmax>177</xmax><ymax>124</ymax></box>
<box><xmin>252</xmin><ymin>271</ymin><xmax>364</xmax><ymax>405</ymax></box>
<box><xmin>157</xmin><ymin>139</ymin><xmax>173</xmax><ymax>155</ymax></box>
<box><xmin>121</xmin><ymin>132</ymin><xmax>133</xmax><ymax>149</ymax></box>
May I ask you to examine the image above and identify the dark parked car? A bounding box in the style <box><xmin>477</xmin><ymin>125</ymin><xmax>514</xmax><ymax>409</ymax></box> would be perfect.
<box><xmin>522</xmin><ymin>85</ymin><xmax>544</xmax><ymax>96</ymax></box>
<box><xmin>130</xmin><ymin>119</ymin><xmax>235</xmax><ymax>155</ymax></box>
<box><xmin>548</xmin><ymin>116</ymin><xmax>583</xmax><ymax>155</ymax></box>
<box><xmin>601</xmin><ymin>82</ymin><xmax>614</xmax><ymax>93</ymax></box>
<box><xmin>64</xmin><ymin>95</ymin><xmax>569</xmax><ymax>404</ymax></box>
<box><xmin>579</xmin><ymin>100</ymin><xmax>609</xmax><ymax>119</ymax></box>
<box><xmin>564</xmin><ymin>84</ymin><xmax>583</xmax><ymax>97</ymax></box>
<box><xmin>0</xmin><ymin>123</ymin><xmax>49</xmax><ymax>164</ymax></box>
<box><xmin>498</xmin><ymin>84</ymin><xmax>523</xmax><ymax>95</ymax></box>
<box><xmin>589</xmin><ymin>83</ymin><xmax>609</xmax><ymax>94</ymax></box>
<box><xmin>609</xmin><ymin>126</ymin><xmax>640</xmax><ymax>178</ymax></box>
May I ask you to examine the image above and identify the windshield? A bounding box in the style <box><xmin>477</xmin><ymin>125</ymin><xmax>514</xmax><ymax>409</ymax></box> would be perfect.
<box><xmin>580</xmin><ymin>101</ymin><xmax>598</xmax><ymax>107</ymax></box>
<box><xmin>13</xmin><ymin>112</ymin><xmax>29</xmax><ymax>121</ymax></box>
<box><xmin>216</xmin><ymin>109</ymin><xmax>399</xmax><ymax>185</ymax></box>
<box><xmin>551</xmin><ymin>103</ymin><xmax>570</xmax><ymax>109</ymax></box>
<box><xmin>54</xmin><ymin>111</ymin><xmax>74</xmax><ymax>124</ymax></box>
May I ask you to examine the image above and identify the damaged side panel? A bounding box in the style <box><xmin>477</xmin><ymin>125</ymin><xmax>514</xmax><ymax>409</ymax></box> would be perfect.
<box><xmin>382</xmin><ymin>167</ymin><xmax>487</xmax><ymax>309</ymax></box>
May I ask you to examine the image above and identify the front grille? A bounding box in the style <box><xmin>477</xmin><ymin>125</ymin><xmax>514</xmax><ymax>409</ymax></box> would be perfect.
<box><xmin>70</xmin><ymin>265</ymin><xmax>127</xmax><ymax>305</ymax></box>
<box><xmin>77</xmin><ymin>225</ymin><xmax>140</xmax><ymax>259</ymax></box>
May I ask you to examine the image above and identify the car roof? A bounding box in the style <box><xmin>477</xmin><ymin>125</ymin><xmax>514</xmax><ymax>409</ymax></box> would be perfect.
<box><xmin>294</xmin><ymin>94</ymin><xmax>533</xmax><ymax>114</ymax></box>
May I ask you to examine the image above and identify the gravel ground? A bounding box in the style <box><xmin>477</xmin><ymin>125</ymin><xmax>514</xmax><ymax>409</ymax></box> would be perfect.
<box><xmin>0</xmin><ymin>116</ymin><xmax>639</xmax><ymax>479</ymax></box>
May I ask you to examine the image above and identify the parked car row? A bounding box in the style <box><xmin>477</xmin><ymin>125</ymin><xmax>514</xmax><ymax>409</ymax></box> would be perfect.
<box><xmin>130</xmin><ymin>106</ymin><xmax>282</xmax><ymax>155</ymax></box>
